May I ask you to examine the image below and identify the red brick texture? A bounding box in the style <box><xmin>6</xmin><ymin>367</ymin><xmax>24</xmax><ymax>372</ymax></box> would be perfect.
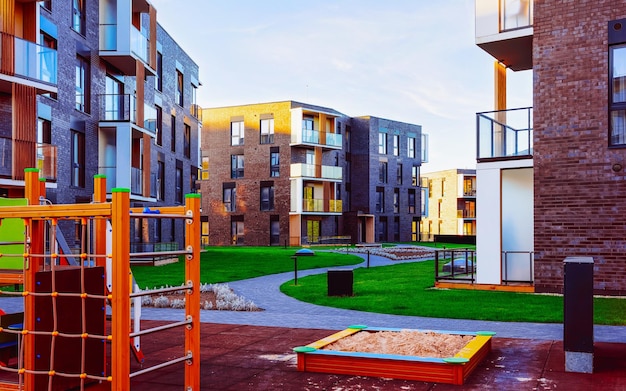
<box><xmin>533</xmin><ymin>1</ymin><xmax>626</xmax><ymax>294</ymax></box>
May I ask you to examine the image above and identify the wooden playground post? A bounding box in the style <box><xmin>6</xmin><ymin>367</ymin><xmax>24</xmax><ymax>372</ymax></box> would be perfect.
<box><xmin>93</xmin><ymin>175</ymin><xmax>107</xmax><ymax>267</ymax></box>
<box><xmin>23</xmin><ymin>168</ymin><xmax>42</xmax><ymax>390</ymax></box>
<box><xmin>111</xmin><ymin>188</ymin><xmax>131</xmax><ymax>391</ymax></box>
<box><xmin>184</xmin><ymin>194</ymin><xmax>201</xmax><ymax>389</ymax></box>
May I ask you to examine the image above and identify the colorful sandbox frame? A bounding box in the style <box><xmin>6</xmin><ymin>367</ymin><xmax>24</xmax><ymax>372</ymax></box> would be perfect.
<box><xmin>293</xmin><ymin>325</ymin><xmax>495</xmax><ymax>385</ymax></box>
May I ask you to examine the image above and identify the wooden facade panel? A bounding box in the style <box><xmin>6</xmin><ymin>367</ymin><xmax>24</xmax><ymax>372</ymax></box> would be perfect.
<box><xmin>12</xmin><ymin>83</ymin><xmax>36</xmax><ymax>180</ymax></box>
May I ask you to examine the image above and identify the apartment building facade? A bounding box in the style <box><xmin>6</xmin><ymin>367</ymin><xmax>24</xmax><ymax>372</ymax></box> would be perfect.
<box><xmin>200</xmin><ymin>101</ymin><xmax>425</xmax><ymax>246</ymax></box>
<box><xmin>0</xmin><ymin>0</ymin><xmax>201</xmax><ymax>249</ymax></box>
<box><xmin>475</xmin><ymin>0</ymin><xmax>626</xmax><ymax>294</ymax></box>
<box><xmin>420</xmin><ymin>169</ymin><xmax>476</xmax><ymax>241</ymax></box>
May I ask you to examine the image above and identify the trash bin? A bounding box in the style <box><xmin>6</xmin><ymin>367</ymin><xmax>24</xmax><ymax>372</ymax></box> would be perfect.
<box><xmin>563</xmin><ymin>256</ymin><xmax>594</xmax><ymax>373</ymax></box>
<box><xmin>327</xmin><ymin>269</ymin><xmax>353</xmax><ymax>296</ymax></box>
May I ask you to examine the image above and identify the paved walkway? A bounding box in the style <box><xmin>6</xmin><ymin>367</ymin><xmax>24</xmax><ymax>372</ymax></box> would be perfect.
<box><xmin>2</xmin><ymin>251</ymin><xmax>625</xmax><ymax>342</ymax></box>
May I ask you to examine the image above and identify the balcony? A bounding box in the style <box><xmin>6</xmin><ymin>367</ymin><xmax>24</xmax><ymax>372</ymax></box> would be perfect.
<box><xmin>302</xmin><ymin>199</ymin><xmax>343</xmax><ymax>213</ymax></box>
<box><xmin>0</xmin><ymin>32</ymin><xmax>58</xmax><ymax>90</ymax></box>
<box><xmin>457</xmin><ymin>210</ymin><xmax>477</xmax><ymax>218</ymax></box>
<box><xmin>98</xmin><ymin>165</ymin><xmax>146</xmax><ymax>196</ymax></box>
<box><xmin>0</xmin><ymin>136</ymin><xmax>57</xmax><ymax>181</ymax></box>
<box><xmin>476</xmin><ymin>107</ymin><xmax>532</xmax><ymax>160</ymax></box>
<box><xmin>475</xmin><ymin>0</ymin><xmax>533</xmax><ymax>71</ymax></box>
<box><xmin>290</xmin><ymin>163</ymin><xmax>342</xmax><ymax>180</ymax></box>
<box><xmin>291</xmin><ymin>128</ymin><xmax>343</xmax><ymax>149</ymax></box>
<box><xmin>99</xmin><ymin>0</ymin><xmax>155</xmax><ymax>76</ymax></box>
<box><xmin>99</xmin><ymin>94</ymin><xmax>156</xmax><ymax>137</ymax></box>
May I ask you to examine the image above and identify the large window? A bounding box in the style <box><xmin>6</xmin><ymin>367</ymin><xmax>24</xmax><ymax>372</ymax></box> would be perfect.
<box><xmin>270</xmin><ymin>149</ymin><xmax>280</xmax><ymax>177</ymax></box>
<box><xmin>260</xmin><ymin>182</ymin><xmax>275</xmax><ymax>211</ymax></box>
<box><xmin>171</xmin><ymin>115</ymin><xmax>176</xmax><ymax>152</ymax></box>
<box><xmin>157</xmin><ymin>160</ymin><xmax>165</xmax><ymax>201</ymax></box>
<box><xmin>71</xmin><ymin>131</ymin><xmax>85</xmax><ymax>188</ymax></box>
<box><xmin>392</xmin><ymin>134</ymin><xmax>399</xmax><ymax>156</ymax></box>
<box><xmin>176</xmin><ymin>70</ymin><xmax>183</xmax><ymax>106</ymax></box>
<box><xmin>412</xmin><ymin>165</ymin><xmax>419</xmax><ymax>186</ymax></box>
<box><xmin>231</xmin><ymin>219</ymin><xmax>244</xmax><ymax>245</ymax></box>
<box><xmin>500</xmin><ymin>0</ymin><xmax>533</xmax><ymax>31</ymax></box>
<box><xmin>231</xmin><ymin>154</ymin><xmax>244</xmax><ymax>178</ymax></box>
<box><xmin>223</xmin><ymin>183</ymin><xmax>236</xmax><ymax>212</ymax></box>
<box><xmin>270</xmin><ymin>218</ymin><xmax>280</xmax><ymax>245</ymax></box>
<box><xmin>378</xmin><ymin>132</ymin><xmax>387</xmax><ymax>154</ymax></box>
<box><xmin>260</xmin><ymin>118</ymin><xmax>274</xmax><ymax>144</ymax></box>
<box><xmin>408</xmin><ymin>137</ymin><xmax>416</xmax><ymax>158</ymax></box>
<box><xmin>156</xmin><ymin>51</ymin><xmax>163</xmax><ymax>92</ymax></box>
<box><xmin>610</xmin><ymin>44</ymin><xmax>626</xmax><ymax>146</ymax></box>
<box><xmin>155</xmin><ymin>105</ymin><xmax>162</xmax><ymax>146</ymax></box>
<box><xmin>393</xmin><ymin>188</ymin><xmax>400</xmax><ymax>213</ymax></box>
<box><xmin>408</xmin><ymin>189</ymin><xmax>416</xmax><ymax>214</ymax></box>
<box><xmin>175</xmin><ymin>164</ymin><xmax>183</xmax><ymax>203</ymax></box>
<box><xmin>231</xmin><ymin>121</ymin><xmax>244</xmax><ymax>146</ymax></box>
<box><xmin>375</xmin><ymin>187</ymin><xmax>384</xmax><ymax>213</ymax></box>
<box><xmin>184</xmin><ymin>123</ymin><xmax>191</xmax><ymax>158</ymax></box>
<box><xmin>75</xmin><ymin>55</ymin><xmax>89</xmax><ymax>112</ymax></box>
<box><xmin>72</xmin><ymin>0</ymin><xmax>85</xmax><ymax>35</ymax></box>
<box><xmin>379</xmin><ymin>161</ymin><xmax>388</xmax><ymax>183</ymax></box>
<box><xmin>397</xmin><ymin>163</ymin><xmax>403</xmax><ymax>185</ymax></box>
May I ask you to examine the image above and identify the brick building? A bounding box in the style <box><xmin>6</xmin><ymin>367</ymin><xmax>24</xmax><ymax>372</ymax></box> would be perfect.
<box><xmin>475</xmin><ymin>0</ymin><xmax>626</xmax><ymax>294</ymax></box>
<box><xmin>200</xmin><ymin>101</ymin><xmax>425</xmax><ymax>246</ymax></box>
<box><xmin>0</xmin><ymin>0</ymin><xmax>201</xmax><ymax>249</ymax></box>
<box><xmin>420</xmin><ymin>169</ymin><xmax>476</xmax><ymax>241</ymax></box>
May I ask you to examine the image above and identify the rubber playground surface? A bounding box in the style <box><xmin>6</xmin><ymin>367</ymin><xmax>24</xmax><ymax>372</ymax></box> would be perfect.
<box><xmin>124</xmin><ymin>320</ymin><xmax>626</xmax><ymax>390</ymax></box>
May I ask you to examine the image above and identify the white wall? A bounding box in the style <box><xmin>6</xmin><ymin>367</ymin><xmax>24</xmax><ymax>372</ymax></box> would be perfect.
<box><xmin>476</xmin><ymin>162</ymin><xmax>502</xmax><ymax>284</ymax></box>
<box><xmin>501</xmin><ymin>167</ymin><xmax>534</xmax><ymax>281</ymax></box>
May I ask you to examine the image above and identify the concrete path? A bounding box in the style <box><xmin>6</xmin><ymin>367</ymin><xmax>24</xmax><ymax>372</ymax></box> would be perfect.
<box><xmin>2</xmin><ymin>251</ymin><xmax>625</xmax><ymax>342</ymax></box>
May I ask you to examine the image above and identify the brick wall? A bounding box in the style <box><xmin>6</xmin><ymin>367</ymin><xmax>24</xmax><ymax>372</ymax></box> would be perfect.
<box><xmin>534</xmin><ymin>1</ymin><xmax>626</xmax><ymax>294</ymax></box>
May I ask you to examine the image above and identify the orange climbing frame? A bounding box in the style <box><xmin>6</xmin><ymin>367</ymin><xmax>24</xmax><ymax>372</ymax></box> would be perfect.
<box><xmin>0</xmin><ymin>169</ymin><xmax>201</xmax><ymax>390</ymax></box>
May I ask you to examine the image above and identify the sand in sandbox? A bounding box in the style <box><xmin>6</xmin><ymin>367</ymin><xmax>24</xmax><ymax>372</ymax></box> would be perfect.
<box><xmin>322</xmin><ymin>330</ymin><xmax>474</xmax><ymax>358</ymax></box>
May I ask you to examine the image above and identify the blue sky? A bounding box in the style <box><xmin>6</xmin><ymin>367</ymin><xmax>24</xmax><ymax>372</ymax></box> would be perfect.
<box><xmin>151</xmin><ymin>0</ymin><xmax>532</xmax><ymax>172</ymax></box>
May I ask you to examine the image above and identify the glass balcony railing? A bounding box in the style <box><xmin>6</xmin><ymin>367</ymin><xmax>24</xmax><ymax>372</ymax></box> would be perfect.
<box><xmin>131</xmin><ymin>167</ymin><xmax>143</xmax><ymax>195</ymax></box>
<box><xmin>329</xmin><ymin>199</ymin><xmax>342</xmax><ymax>212</ymax></box>
<box><xmin>100</xmin><ymin>94</ymin><xmax>136</xmax><ymax>122</ymax></box>
<box><xmin>143</xmin><ymin>103</ymin><xmax>157</xmax><ymax>135</ymax></box>
<box><xmin>99</xmin><ymin>24</ymin><xmax>117</xmax><ymax>51</ymax></box>
<box><xmin>8</xmin><ymin>33</ymin><xmax>58</xmax><ymax>84</ymax></box>
<box><xmin>290</xmin><ymin>163</ymin><xmax>342</xmax><ymax>180</ymax></box>
<box><xmin>476</xmin><ymin>107</ymin><xmax>533</xmax><ymax>160</ymax></box>
<box><xmin>0</xmin><ymin>136</ymin><xmax>57</xmax><ymax>181</ymax></box>
<box><xmin>130</xmin><ymin>26</ymin><xmax>149</xmax><ymax>63</ymax></box>
<box><xmin>98</xmin><ymin>166</ymin><xmax>145</xmax><ymax>196</ymax></box>
<box><xmin>302</xmin><ymin>199</ymin><xmax>342</xmax><ymax>213</ymax></box>
<box><xmin>293</xmin><ymin>128</ymin><xmax>343</xmax><ymax>148</ymax></box>
<box><xmin>191</xmin><ymin>104</ymin><xmax>202</xmax><ymax>121</ymax></box>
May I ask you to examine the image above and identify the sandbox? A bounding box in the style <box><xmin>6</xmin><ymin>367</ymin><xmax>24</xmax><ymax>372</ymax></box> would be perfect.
<box><xmin>293</xmin><ymin>325</ymin><xmax>494</xmax><ymax>385</ymax></box>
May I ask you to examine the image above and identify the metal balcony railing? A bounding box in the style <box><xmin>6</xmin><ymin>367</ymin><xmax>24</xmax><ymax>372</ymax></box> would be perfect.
<box><xmin>2</xmin><ymin>32</ymin><xmax>58</xmax><ymax>84</ymax></box>
<box><xmin>476</xmin><ymin>107</ymin><xmax>533</xmax><ymax>160</ymax></box>
<box><xmin>100</xmin><ymin>94</ymin><xmax>136</xmax><ymax>122</ymax></box>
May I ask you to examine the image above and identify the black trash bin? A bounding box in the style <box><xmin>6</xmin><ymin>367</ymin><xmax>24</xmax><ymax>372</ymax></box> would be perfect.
<box><xmin>327</xmin><ymin>269</ymin><xmax>353</xmax><ymax>296</ymax></box>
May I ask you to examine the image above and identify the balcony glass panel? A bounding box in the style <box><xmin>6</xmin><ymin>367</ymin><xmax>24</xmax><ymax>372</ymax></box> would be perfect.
<box><xmin>329</xmin><ymin>200</ymin><xmax>342</xmax><ymax>212</ymax></box>
<box><xmin>144</xmin><ymin>103</ymin><xmax>157</xmax><ymax>135</ymax></box>
<box><xmin>302</xmin><ymin>129</ymin><xmax>319</xmax><ymax>144</ymax></box>
<box><xmin>13</xmin><ymin>35</ymin><xmax>57</xmax><ymax>84</ymax></box>
<box><xmin>131</xmin><ymin>167</ymin><xmax>142</xmax><ymax>195</ymax></box>
<box><xmin>325</xmin><ymin>133</ymin><xmax>343</xmax><ymax>147</ymax></box>
<box><xmin>303</xmin><ymin>199</ymin><xmax>323</xmax><ymax>212</ymax></box>
<box><xmin>130</xmin><ymin>27</ymin><xmax>148</xmax><ymax>62</ymax></box>
<box><xmin>36</xmin><ymin>143</ymin><xmax>57</xmax><ymax>181</ymax></box>
<box><xmin>290</xmin><ymin>164</ymin><xmax>342</xmax><ymax>180</ymax></box>
<box><xmin>321</xmin><ymin>165</ymin><xmax>342</xmax><ymax>180</ymax></box>
<box><xmin>501</xmin><ymin>0</ymin><xmax>533</xmax><ymax>31</ymax></box>
<box><xmin>476</xmin><ymin>107</ymin><xmax>533</xmax><ymax>159</ymax></box>
<box><xmin>100</xmin><ymin>94</ymin><xmax>137</xmax><ymax>123</ymax></box>
<box><xmin>99</xmin><ymin>166</ymin><xmax>116</xmax><ymax>193</ymax></box>
<box><xmin>99</xmin><ymin>24</ymin><xmax>117</xmax><ymax>51</ymax></box>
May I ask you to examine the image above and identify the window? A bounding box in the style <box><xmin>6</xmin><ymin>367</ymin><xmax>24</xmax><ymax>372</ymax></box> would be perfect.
<box><xmin>75</xmin><ymin>55</ymin><xmax>89</xmax><ymax>112</ymax></box>
<box><xmin>378</xmin><ymin>132</ymin><xmax>387</xmax><ymax>154</ymax></box>
<box><xmin>231</xmin><ymin>121</ymin><xmax>244</xmax><ymax>146</ymax></box>
<box><xmin>157</xmin><ymin>160</ymin><xmax>165</xmax><ymax>201</ymax></box>
<box><xmin>231</xmin><ymin>154</ymin><xmax>244</xmax><ymax>178</ymax></box>
<box><xmin>71</xmin><ymin>131</ymin><xmax>85</xmax><ymax>187</ymax></box>
<box><xmin>72</xmin><ymin>0</ymin><xmax>85</xmax><ymax>35</ymax></box>
<box><xmin>190</xmin><ymin>165</ymin><xmax>198</xmax><ymax>193</ymax></box>
<box><xmin>303</xmin><ymin>116</ymin><xmax>315</xmax><ymax>143</ymax></box>
<box><xmin>379</xmin><ymin>161</ymin><xmax>388</xmax><ymax>183</ymax></box>
<box><xmin>201</xmin><ymin>154</ymin><xmax>209</xmax><ymax>180</ymax></box>
<box><xmin>441</xmin><ymin>179</ymin><xmax>445</xmax><ymax>196</ymax></box>
<box><xmin>270</xmin><ymin>149</ymin><xmax>280</xmax><ymax>177</ymax></box>
<box><xmin>412</xmin><ymin>218</ymin><xmax>418</xmax><ymax>242</ymax></box>
<box><xmin>191</xmin><ymin>85</ymin><xmax>199</xmax><ymax>119</ymax></box>
<box><xmin>37</xmin><ymin>118</ymin><xmax>52</xmax><ymax>145</ymax></box>
<box><xmin>500</xmin><ymin>0</ymin><xmax>532</xmax><ymax>31</ymax></box>
<box><xmin>175</xmin><ymin>163</ymin><xmax>183</xmax><ymax>204</ymax></box>
<box><xmin>184</xmin><ymin>123</ymin><xmax>191</xmax><ymax>158</ymax></box>
<box><xmin>378</xmin><ymin>217</ymin><xmax>387</xmax><ymax>242</ymax></box>
<box><xmin>393</xmin><ymin>188</ymin><xmax>400</xmax><ymax>213</ymax></box>
<box><xmin>392</xmin><ymin>134</ymin><xmax>399</xmax><ymax>156</ymax></box>
<box><xmin>260</xmin><ymin>183</ymin><xmax>275</xmax><ymax>211</ymax></box>
<box><xmin>260</xmin><ymin>118</ymin><xmax>274</xmax><ymax>144</ymax></box>
<box><xmin>104</xmin><ymin>75</ymin><xmax>122</xmax><ymax>120</ymax></box>
<box><xmin>610</xmin><ymin>43</ymin><xmax>626</xmax><ymax>145</ymax></box>
<box><xmin>270</xmin><ymin>217</ymin><xmax>280</xmax><ymax>245</ymax></box>
<box><xmin>171</xmin><ymin>115</ymin><xmax>176</xmax><ymax>152</ymax></box>
<box><xmin>375</xmin><ymin>187</ymin><xmax>384</xmax><ymax>213</ymax></box>
<box><xmin>156</xmin><ymin>51</ymin><xmax>163</xmax><ymax>92</ymax></box>
<box><xmin>231</xmin><ymin>218</ymin><xmax>244</xmax><ymax>245</ymax></box>
<box><xmin>408</xmin><ymin>189</ymin><xmax>416</xmax><ymax>214</ymax></box>
<box><xmin>42</xmin><ymin>0</ymin><xmax>52</xmax><ymax>11</ymax></box>
<box><xmin>176</xmin><ymin>70</ymin><xmax>183</xmax><ymax>106</ymax></box>
<box><xmin>223</xmin><ymin>183</ymin><xmax>236</xmax><ymax>212</ymax></box>
<box><xmin>155</xmin><ymin>105</ymin><xmax>162</xmax><ymax>146</ymax></box>
<box><xmin>412</xmin><ymin>166</ymin><xmax>419</xmax><ymax>186</ymax></box>
<box><xmin>396</xmin><ymin>164</ymin><xmax>403</xmax><ymax>185</ymax></box>
<box><xmin>408</xmin><ymin>137</ymin><xmax>416</xmax><ymax>158</ymax></box>
<box><xmin>393</xmin><ymin>217</ymin><xmax>400</xmax><ymax>242</ymax></box>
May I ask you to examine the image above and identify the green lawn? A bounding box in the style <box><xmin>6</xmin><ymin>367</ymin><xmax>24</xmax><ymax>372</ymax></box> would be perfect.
<box><xmin>280</xmin><ymin>260</ymin><xmax>626</xmax><ymax>325</ymax></box>
<box><xmin>130</xmin><ymin>246</ymin><xmax>363</xmax><ymax>289</ymax></box>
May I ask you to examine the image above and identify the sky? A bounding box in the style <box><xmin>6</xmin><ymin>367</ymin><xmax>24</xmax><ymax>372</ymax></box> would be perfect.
<box><xmin>150</xmin><ymin>0</ymin><xmax>532</xmax><ymax>173</ymax></box>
